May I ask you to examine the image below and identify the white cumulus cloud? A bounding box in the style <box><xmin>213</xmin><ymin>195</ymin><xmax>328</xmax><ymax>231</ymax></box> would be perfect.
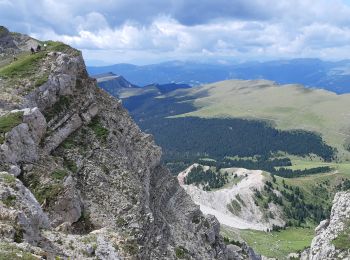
<box><xmin>1</xmin><ymin>0</ymin><xmax>350</xmax><ymax>64</ymax></box>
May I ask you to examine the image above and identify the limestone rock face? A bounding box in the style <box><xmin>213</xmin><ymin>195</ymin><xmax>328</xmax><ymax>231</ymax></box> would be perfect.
<box><xmin>1</xmin><ymin>123</ymin><xmax>39</xmax><ymax>164</ymax></box>
<box><xmin>95</xmin><ymin>233</ymin><xmax>121</xmax><ymax>260</ymax></box>
<box><xmin>304</xmin><ymin>192</ymin><xmax>350</xmax><ymax>260</ymax></box>
<box><xmin>0</xmin><ymin>108</ymin><xmax>47</xmax><ymax>165</ymax></box>
<box><xmin>44</xmin><ymin>113</ymin><xmax>83</xmax><ymax>153</ymax></box>
<box><xmin>0</xmin><ymin>172</ymin><xmax>50</xmax><ymax>244</ymax></box>
<box><xmin>23</xmin><ymin>107</ymin><xmax>47</xmax><ymax>143</ymax></box>
<box><xmin>0</xmin><ymin>27</ymin><xmax>254</xmax><ymax>259</ymax></box>
<box><xmin>49</xmin><ymin>175</ymin><xmax>83</xmax><ymax>227</ymax></box>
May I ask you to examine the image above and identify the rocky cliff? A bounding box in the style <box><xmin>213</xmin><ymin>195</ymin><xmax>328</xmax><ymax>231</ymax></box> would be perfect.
<box><xmin>0</xmin><ymin>27</ymin><xmax>253</xmax><ymax>259</ymax></box>
<box><xmin>302</xmin><ymin>191</ymin><xmax>350</xmax><ymax>260</ymax></box>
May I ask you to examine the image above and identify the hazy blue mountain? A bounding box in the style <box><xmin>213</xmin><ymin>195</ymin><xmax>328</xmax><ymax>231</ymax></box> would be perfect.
<box><xmin>92</xmin><ymin>72</ymin><xmax>139</xmax><ymax>96</ymax></box>
<box><xmin>88</xmin><ymin>59</ymin><xmax>350</xmax><ymax>94</ymax></box>
<box><xmin>92</xmin><ymin>72</ymin><xmax>192</xmax><ymax>99</ymax></box>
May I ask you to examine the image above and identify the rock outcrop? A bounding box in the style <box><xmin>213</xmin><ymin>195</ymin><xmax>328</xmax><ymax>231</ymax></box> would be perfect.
<box><xmin>0</xmin><ymin>27</ymin><xmax>254</xmax><ymax>259</ymax></box>
<box><xmin>303</xmin><ymin>192</ymin><xmax>350</xmax><ymax>259</ymax></box>
<box><xmin>0</xmin><ymin>171</ymin><xmax>50</xmax><ymax>243</ymax></box>
<box><xmin>0</xmin><ymin>26</ymin><xmax>38</xmax><ymax>62</ymax></box>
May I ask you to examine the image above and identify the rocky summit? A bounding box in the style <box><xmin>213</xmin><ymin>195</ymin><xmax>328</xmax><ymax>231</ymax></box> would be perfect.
<box><xmin>0</xmin><ymin>27</ymin><xmax>259</xmax><ymax>259</ymax></box>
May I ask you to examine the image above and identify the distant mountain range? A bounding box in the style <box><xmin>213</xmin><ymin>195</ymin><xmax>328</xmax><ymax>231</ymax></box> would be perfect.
<box><xmin>92</xmin><ymin>72</ymin><xmax>191</xmax><ymax>97</ymax></box>
<box><xmin>88</xmin><ymin>58</ymin><xmax>350</xmax><ymax>94</ymax></box>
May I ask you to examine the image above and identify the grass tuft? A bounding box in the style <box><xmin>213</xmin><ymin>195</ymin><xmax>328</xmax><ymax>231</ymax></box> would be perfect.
<box><xmin>2</xmin><ymin>195</ymin><xmax>16</xmax><ymax>207</ymax></box>
<box><xmin>0</xmin><ymin>52</ymin><xmax>46</xmax><ymax>79</ymax></box>
<box><xmin>64</xmin><ymin>159</ymin><xmax>78</xmax><ymax>173</ymax></box>
<box><xmin>88</xmin><ymin>117</ymin><xmax>109</xmax><ymax>142</ymax></box>
<box><xmin>33</xmin><ymin>183</ymin><xmax>63</xmax><ymax>205</ymax></box>
<box><xmin>1</xmin><ymin>173</ymin><xmax>16</xmax><ymax>185</ymax></box>
<box><xmin>175</xmin><ymin>246</ymin><xmax>188</xmax><ymax>259</ymax></box>
<box><xmin>0</xmin><ymin>242</ymin><xmax>37</xmax><ymax>260</ymax></box>
<box><xmin>51</xmin><ymin>169</ymin><xmax>68</xmax><ymax>180</ymax></box>
<box><xmin>44</xmin><ymin>95</ymin><xmax>71</xmax><ymax>121</ymax></box>
<box><xmin>34</xmin><ymin>73</ymin><xmax>49</xmax><ymax>87</ymax></box>
<box><xmin>115</xmin><ymin>217</ymin><xmax>127</xmax><ymax>227</ymax></box>
<box><xmin>45</xmin><ymin>41</ymin><xmax>80</xmax><ymax>55</ymax></box>
<box><xmin>332</xmin><ymin>220</ymin><xmax>350</xmax><ymax>250</ymax></box>
<box><xmin>0</xmin><ymin>111</ymin><xmax>23</xmax><ymax>143</ymax></box>
<box><xmin>227</xmin><ymin>199</ymin><xmax>242</xmax><ymax>215</ymax></box>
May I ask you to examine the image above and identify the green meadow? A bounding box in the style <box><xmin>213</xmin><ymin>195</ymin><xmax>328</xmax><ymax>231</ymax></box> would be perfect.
<box><xmin>221</xmin><ymin>225</ymin><xmax>315</xmax><ymax>259</ymax></box>
<box><xmin>170</xmin><ymin>79</ymin><xmax>350</xmax><ymax>161</ymax></box>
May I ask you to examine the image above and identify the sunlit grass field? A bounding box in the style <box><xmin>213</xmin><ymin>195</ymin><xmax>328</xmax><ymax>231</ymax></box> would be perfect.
<box><xmin>221</xmin><ymin>225</ymin><xmax>315</xmax><ymax>259</ymax></box>
<box><xmin>171</xmin><ymin>79</ymin><xmax>350</xmax><ymax>161</ymax></box>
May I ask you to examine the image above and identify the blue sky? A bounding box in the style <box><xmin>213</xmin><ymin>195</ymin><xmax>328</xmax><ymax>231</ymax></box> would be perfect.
<box><xmin>1</xmin><ymin>0</ymin><xmax>350</xmax><ymax>65</ymax></box>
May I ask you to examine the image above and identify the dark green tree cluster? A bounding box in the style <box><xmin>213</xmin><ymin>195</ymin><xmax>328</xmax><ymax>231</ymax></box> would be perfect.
<box><xmin>211</xmin><ymin>156</ymin><xmax>292</xmax><ymax>172</ymax></box>
<box><xmin>223</xmin><ymin>237</ymin><xmax>243</xmax><ymax>247</ymax></box>
<box><xmin>196</xmin><ymin>157</ymin><xmax>332</xmax><ymax>178</ymax></box>
<box><xmin>138</xmin><ymin>117</ymin><xmax>335</xmax><ymax>162</ymax></box>
<box><xmin>264</xmin><ymin>182</ymin><xmax>283</xmax><ymax>205</ymax></box>
<box><xmin>280</xmin><ymin>183</ymin><xmax>328</xmax><ymax>224</ymax></box>
<box><xmin>256</xmin><ymin>181</ymin><xmax>329</xmax><ymax>226</ymax></box>
<box><xmin>336</xmin><ymin>178</ymin><xmax>350</xmax><ymax>191</ymax></box>
<box><xmin>185</xmin><ymin>165</ymin><xmax>228</xmax><ymax>190</ymax></box>
<box><xmin>272</xmin><ymin>166</ymin><xmax>332</xmax><ymax>178</ymax></box>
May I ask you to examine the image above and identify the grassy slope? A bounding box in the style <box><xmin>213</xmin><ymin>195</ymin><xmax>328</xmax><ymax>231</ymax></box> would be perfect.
<box><xmin>275</xmin><ymin>159</ymin><xmax>350</xmax><ymax>207</ymax></box>
<box><xmin>0</xmin><ymin>41</ymin><xmax>80</xmax><ymax>104</ymax></box>
<box><xmin>0</xmin><ymin>41</ymin><xmax>79</xmax><ymax>73</ymax></box>
<box><xmin>221</xmin><ymin>225</ymin><xmax>315</xmax><ymax>259</ymax></box>
<box><xmin>170</xmin><ymin>80</ymin><xmax>350</xmax><ymax>160</ymax></box>
<box><xmin>0</xmin><ymin>111</ymin><xmax>24</xmax><ymax>143</ymax></box>
<box><xmin>287</xmin><ymin>158</ymin><xmax>350</xmax><ymax>173</ymax></box>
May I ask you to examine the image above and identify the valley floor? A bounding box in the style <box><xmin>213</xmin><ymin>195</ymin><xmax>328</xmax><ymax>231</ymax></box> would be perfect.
<box><xmin>221</xmin><ymin>225</ymin><xmax>315</xmax><ymax>259</ymax></box>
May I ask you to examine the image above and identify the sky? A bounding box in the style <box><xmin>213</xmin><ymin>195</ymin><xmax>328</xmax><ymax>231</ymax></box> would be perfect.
<box><xmin>1</xmin><ymin>0</ymin><xmax>350</xmax><ymax>65</ymax></box>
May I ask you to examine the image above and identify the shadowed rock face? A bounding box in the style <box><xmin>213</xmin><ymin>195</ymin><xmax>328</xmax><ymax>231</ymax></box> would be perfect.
<box><xmin>0</xmin><ymin>26</ymin><xmax>246</xmax><ymax>259</ymax></box>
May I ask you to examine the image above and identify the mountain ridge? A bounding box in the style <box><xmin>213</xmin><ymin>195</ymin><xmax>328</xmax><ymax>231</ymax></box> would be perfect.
<box><xmin>0</xmin><ymin>26</ymin><xmax>251</xmax><ymax>259</ymax></box>
<box><xmin>88</xmin><ymin>59</ymin><xmax>350</xmax><ymax>94</ymax></box>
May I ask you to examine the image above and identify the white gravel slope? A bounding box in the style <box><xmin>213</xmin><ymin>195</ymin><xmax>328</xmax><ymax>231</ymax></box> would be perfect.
<box><xmin>179</xmin><ymin>166</ymin><xmax>285</xmax><ymax>231</ymax></box>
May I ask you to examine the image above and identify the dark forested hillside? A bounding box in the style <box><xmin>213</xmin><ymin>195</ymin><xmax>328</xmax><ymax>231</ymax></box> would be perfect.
<box><xmin>140</xmin><ymin>117</ymin><xmax>335</xmax><ymax>163</ymax></box>
<box><xmin>95</xmin><ymin>78</ymin><xmax>338</xmax><ymax>176</ymax></box>
<box><xmin>110</xmin><ymin>86</ymin><xmax>338</xmax><ymax>175</ymax></box>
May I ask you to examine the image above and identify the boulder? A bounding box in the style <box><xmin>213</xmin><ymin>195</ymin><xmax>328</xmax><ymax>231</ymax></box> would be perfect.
<box><xmin>23</xmin><ymin>107</ymin><xmax>47</xmax><ymax>144</ymax></box>
<box><xmin>0</xmin><ymin>123</ymin><xmax>38</xmax><ymax>164</ymax></box>
<box><xmin>8</xmin><ymin>165</ymin><xmax>21</xmax><ymax>177</ymax></box>
<box><xmin>0</xmin><ymin>172</ymin><xmax>50</xmax><ymax>244</ymax></box>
